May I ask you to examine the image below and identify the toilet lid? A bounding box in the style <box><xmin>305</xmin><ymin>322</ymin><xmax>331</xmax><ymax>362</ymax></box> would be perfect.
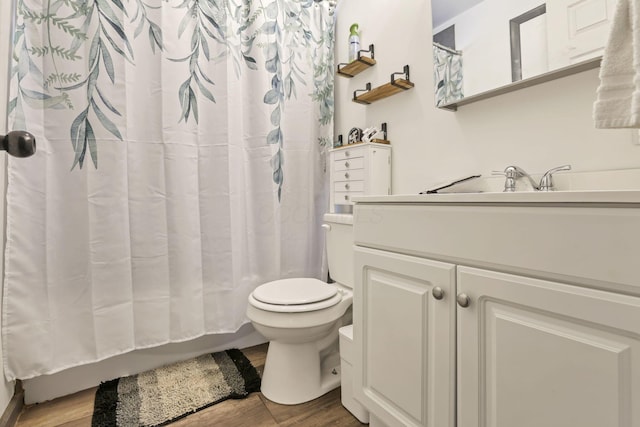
<box><xmin>252</xmin><ymin>278</ymin><xmax>338</xmax><ymax>305</ymax></box>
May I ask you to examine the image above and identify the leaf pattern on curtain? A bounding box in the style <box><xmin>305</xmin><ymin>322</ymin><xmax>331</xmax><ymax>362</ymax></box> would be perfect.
<box><xmin>258</xmin><ymin>0</ymin><xmax>335</xmax><ymax>200</ymax></box>
<box><xmin>172</xmin><ymin>0</ymin><xmax>222</xmax><ymax>123</ymax></box>
<box><xmin>433</xmin><ymin>43</ymin><xmax>463</xmax><ymax>107</ymax></box>
<box><xmin>9</xmin><ymin>0</ymin><xmax>334</xmax><ymax>200</ymax></box>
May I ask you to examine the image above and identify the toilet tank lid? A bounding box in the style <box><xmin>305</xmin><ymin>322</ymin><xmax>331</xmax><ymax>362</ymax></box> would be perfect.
<box><xmin>323</xmin><ymin>213</ymin><xmax>353</xmax><ymax>225</ymax></box>
<box><xmin>252</xmin><ymin>278</ymin><xmax>338</xmax><ymax>305</ymax></box>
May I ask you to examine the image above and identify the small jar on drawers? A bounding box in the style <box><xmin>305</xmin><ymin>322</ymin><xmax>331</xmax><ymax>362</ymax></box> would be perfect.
<box><xmin>329</xmin><ymin>142</ymin><xmax>391</xmax><ymax>213</ymax></box>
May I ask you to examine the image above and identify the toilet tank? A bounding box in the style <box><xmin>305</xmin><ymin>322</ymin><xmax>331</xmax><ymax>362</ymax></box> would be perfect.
<box><xmin>323</xmin><ymin>213</ymin><xmax>354</xmax><ymax>289</ymax></box>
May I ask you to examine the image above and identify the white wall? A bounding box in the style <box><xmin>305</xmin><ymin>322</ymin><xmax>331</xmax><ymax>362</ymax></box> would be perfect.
<box><xmin>0</xmin><ymin>0</ymin><xmax>15</xmax><ymax>415</ymax></box>
<box><xmin>335</xmin><ymin>0</ymin><xmax>640</xmax><ymax>196</ymax></box>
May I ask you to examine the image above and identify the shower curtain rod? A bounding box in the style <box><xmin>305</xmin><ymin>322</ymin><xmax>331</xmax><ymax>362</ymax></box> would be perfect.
<box><xmin>433</xmin><ymin>42</ymin><xmax>461</xmax><ymax>55</ymax></box>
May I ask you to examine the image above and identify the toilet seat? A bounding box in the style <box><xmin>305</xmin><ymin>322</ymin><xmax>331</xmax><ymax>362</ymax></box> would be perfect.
<box><xmin>249</xmin><ymin>278</ymin><xmax>343</xmax><ymax>313</ymax></box>
<box><xmin>254</xmin><ymin>278</ymin><xmax>337</xmax><ymax>305</ymax></box>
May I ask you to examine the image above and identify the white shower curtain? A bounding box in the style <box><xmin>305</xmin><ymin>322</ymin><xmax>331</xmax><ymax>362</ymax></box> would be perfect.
<box><xmin>3</xmin><ymin>0</ymin><xmax>334</xmax><ymax>380</ymax></box>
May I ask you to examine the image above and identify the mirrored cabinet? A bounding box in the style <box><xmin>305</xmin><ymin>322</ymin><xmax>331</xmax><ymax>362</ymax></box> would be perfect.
<box><xmin>431</xmin><ymin>0</ymin><xmax>611</xmax><ymax>109</ymax></box>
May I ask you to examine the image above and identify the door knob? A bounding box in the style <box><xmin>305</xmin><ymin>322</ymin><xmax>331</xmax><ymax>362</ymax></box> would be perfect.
<box><xmin>1</xmin><ymin>131</ymin><xmax>36</xmax><ymax>158</ymax></box>
<box><xmin>456</xmin><ymin>293</ymin><xmax>470</xmax><ymax>308</ymax></box>
<box><xmin>432</xmin><ymin>287</ymin><xmax>444</xmax><ymax>300</ymax></box>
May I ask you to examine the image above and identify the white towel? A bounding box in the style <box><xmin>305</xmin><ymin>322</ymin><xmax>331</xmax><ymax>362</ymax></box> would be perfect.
<box><xmin>593</xmin><ymin>0</ymin><xmax>640</xmax><ymax>128</ymax></box>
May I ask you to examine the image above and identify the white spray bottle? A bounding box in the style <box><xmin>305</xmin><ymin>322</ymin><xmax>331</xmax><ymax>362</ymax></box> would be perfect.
<box><xmin>348</xmin><ymin>23</ymin><xmax>360</xmax><ymax>62</ymax></box>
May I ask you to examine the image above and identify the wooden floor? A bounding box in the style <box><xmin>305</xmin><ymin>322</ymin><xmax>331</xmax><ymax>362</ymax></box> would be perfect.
<box><xmin>14</xmin><ymin>344</ymin><xmax>364</xmax><ymax>427</ymax></box>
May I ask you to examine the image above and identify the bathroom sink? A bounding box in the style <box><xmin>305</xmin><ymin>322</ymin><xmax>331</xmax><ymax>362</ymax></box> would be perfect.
<box><xmin>353</xmin><ymin>192</ymin><xmax>640</xmax><ymax>290</ymax></box>
<box><xmin>353</xmin><ymin>190</ymin><xmax>640</xmax><ymax>205</ymax></box>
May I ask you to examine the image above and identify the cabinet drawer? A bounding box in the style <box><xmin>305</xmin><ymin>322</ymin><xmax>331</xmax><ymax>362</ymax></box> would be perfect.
<box><xmin>334</xmin><ymin>157</ymin><xmax>364</xmax><ymax>171</ymax></box>
<box><xmin>334</xmin><ymin>180</ymin><xmax>365</xmax><ymax>192</ymax></box>
<box><xmin>332</xmin><ymin>147</ymin><xmax>365</xmax><ymax>161</ymax></box>
<box><xmin>335</xmin><ymin>169</ymin><xmax>365</xmax><ymax>181</ymax></box>
<box><xmin>335</xmin><ymin>191</ymin><xmax>364</xmax><ymax>204</ymax></box>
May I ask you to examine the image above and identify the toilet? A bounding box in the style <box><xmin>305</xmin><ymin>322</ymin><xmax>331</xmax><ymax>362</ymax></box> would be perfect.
<box><xmin>246</xmin><ymin>213</ymin><xmax>354</xmax><ymax>405</ymax></box>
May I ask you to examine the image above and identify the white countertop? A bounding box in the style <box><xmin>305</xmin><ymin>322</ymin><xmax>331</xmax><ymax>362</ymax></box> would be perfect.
<box><xmin>353</xmin><ymin>190</ymin><xmax>640</xmax><ymax>205</ymax></box>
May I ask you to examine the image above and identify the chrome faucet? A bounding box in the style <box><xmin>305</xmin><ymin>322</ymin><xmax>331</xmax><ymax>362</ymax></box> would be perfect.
<box><xmin>494</xmin><ymin>164</ymin><xmax>572</xmax><ymax>192</ymax></box>
<box><xmin>495</xmin><ymin>166</ymin><xmax>538</xmax><ymax>192</ymax></box>
<box><xmin>538</xmin><ymin>165</ymin><xmax>571</xmax><ymax>191</ymax></box>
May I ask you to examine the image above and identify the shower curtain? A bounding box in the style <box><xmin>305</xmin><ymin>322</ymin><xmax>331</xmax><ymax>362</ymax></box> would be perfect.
<box><xmin>2</xmin><ymin>0</ymin><xmax>334</xmax><ymax>380</ymax></box>
<box><xmin>433</xmin><ymin>43</ymin><xmax>463</xmax><ymax>106</ymax></box>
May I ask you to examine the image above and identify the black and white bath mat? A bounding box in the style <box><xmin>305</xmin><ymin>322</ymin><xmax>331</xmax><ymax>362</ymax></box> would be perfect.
<box><xmin>91</xmin><ymin>348</ymin><xmax>261</xmax><ymax>427</ymax></box>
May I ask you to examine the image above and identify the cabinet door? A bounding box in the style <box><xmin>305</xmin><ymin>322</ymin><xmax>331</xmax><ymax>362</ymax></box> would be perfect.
<box><xmin>457</xmin><ymin>266</ymin><xmax>640</xmax><ymax>427</ymax></box>
<box><xmin>353</xmin><ymin>247</ymin><xmax>455</xmax><ymax>427</ymax></box>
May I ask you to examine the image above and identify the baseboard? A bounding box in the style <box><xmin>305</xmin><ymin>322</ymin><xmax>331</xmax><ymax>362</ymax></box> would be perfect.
<box><xmin>0</xmin><ymin>381</ymin><xmax>23</xmax><ymax>427</ymax></box>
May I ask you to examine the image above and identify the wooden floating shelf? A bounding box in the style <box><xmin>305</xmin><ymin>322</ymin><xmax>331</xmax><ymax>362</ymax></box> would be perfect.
<box><xmin>354</xmin><ymin>79</ymin><xmax>414</xmax><ymax>104</ymax></box>
<box><xmin>337</xmin><ymin>45</ymin><xmax>376</xmax><ymax>78</ymax></box>
<box><xmin>337</xmin><ymin>57</ymin><xmax>376</xmax><ymax>77</ymax></box>
<box><xmin>353</xmin><ymin>65</ymin><xmax>414</xmax><ymax>105</ymax></box>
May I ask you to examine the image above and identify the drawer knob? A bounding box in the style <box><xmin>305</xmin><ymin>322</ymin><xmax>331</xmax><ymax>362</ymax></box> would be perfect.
<box><xmin>344</xmin><ymin>195</ymin><xmax>349</xmax><ymax>201</ymax></box>
<box><xmin>432</xmin><ymin>287</ymin><xmax>444</xmax><ymax>300</ymax></box>
<box><xmin>345</xmin><ymin>161</ymin><xmax>350</xmax><ymax>168</ymax></box>
<box><xmin>456</xmin><ymin>293</ymin><xmax>471</xmax><ymax>308</ymax></box>
<box><xmin>344</xmin><ymin>172</ymin><xmax>350</xmax><ymax>179</ymax></box>
<box><xmin>345</xmin><ymin>183</ymin><xmax>350</xmax><ymax>190</ymax></box>
<box><xmin>345</xmin><ymin>151</ymin><xmax>350</xmax><ymax>157</ymax></box>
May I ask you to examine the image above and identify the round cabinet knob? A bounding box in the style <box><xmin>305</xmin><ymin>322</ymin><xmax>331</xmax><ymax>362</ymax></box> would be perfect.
<box><xmin>345</xmin><ymin>183</ymin><xmax>350</xmax><ymax>190</ymax></box>
<box><xmin>344</xmin><ymin>195</ymin><xmax>349</xmax><ymax>201</ymax></box>
<box><xmin>345</xmin><ymin>151</ymin><xmax>350</xmax><ymax>157</ymax></box>
<box><xmin>344</xmin><ymin>161</ymin><xmax>350</xmax><ymax>168</ymax></box>
<box><xmin>457</xmin><ymin>293</ymin><xmax>471</xmax><ymax>308</ymax></box>
<box><xmin>432</xmin><ymin>287</ymin><xmax>444</xmax><ymax>300</ymax></box>
<box><xmin>344</xmin><ymin>172</ymin><xmax>350</xmax><ymax>179</ymax></box>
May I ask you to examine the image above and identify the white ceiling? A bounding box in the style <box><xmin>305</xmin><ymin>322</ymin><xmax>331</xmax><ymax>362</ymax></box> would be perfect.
<box><xmin>431</xmin><ymin>0</ymin><xmax>485</xmax><ymax>29</ymax></box>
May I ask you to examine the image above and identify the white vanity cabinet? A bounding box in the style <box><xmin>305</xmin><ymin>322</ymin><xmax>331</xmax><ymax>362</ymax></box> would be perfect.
<box><xmin>329</xmin><ymin>143</ymin><xmax>390</xmax><ymax>212</ymax></box>
<box><xmin>352</xmin><ymin>195</ymin><xmax>640</xmax><ymax>427</ymax></box>
<box><xmin>353</xmin><ymin>247</ymin><xmax>456</xmax><ymax>427</ymax></box>
<box><xmin>457</xmin><ymin>267</ymin><xmax>640</xmax><ymax>427</ymax></box>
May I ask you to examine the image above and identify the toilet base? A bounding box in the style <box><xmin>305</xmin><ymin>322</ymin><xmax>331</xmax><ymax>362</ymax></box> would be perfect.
<box><xmin>260</xmin><ymin>340</ymin><xmax>342</xmax><ymax>405</ymax></box>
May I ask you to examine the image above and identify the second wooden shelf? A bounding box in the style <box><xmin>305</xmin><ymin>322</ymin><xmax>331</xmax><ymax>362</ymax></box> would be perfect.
<box><xmin>353</xmin><ymin>65</ymin><xmax>414</xmax><ymax>105</ymax></box>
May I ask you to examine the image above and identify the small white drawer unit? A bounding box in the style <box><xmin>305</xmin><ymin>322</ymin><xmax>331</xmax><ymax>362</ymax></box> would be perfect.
<box><xmin>329</xmin><ymin>142</ymin><xmax>391</xmax><ymax>213</ymax></box>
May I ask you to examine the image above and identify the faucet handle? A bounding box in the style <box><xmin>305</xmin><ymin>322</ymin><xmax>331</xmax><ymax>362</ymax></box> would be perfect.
<box><xmin>539</xmin><ymin>164</ymin><xmax>571</xmax><ymax>191</ymax></box>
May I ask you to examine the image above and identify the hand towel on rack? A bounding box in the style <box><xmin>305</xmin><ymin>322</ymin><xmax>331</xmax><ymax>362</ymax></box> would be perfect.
<box><xmin>593</xmin><ymin>0</ymin><xmax>640</xmax><ymax>128</ymax></box>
